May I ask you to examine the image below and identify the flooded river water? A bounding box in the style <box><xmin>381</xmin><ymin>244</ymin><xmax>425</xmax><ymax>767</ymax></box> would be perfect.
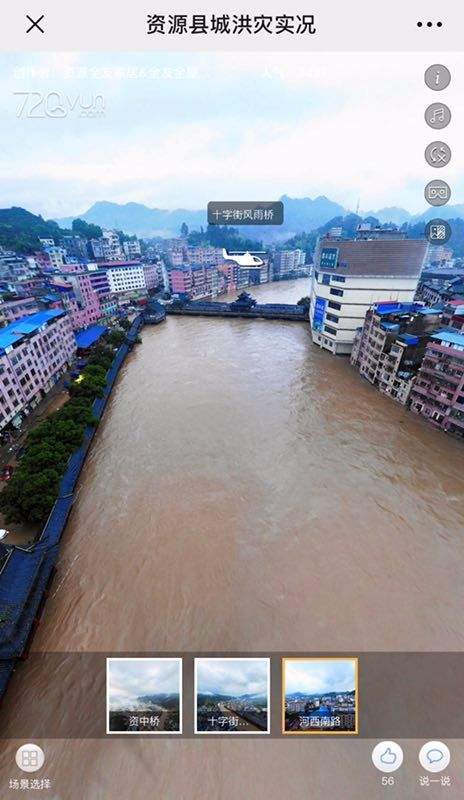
<box><xmin>1</xmin><ymin>279</ymin><xmax>463</xmax><ymax>798</ymax></box>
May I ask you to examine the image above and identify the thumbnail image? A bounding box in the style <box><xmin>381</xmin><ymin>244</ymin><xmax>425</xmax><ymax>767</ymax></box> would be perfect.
<box><xmin>106</xmin><ymin>657</ymin><xmax>182</xmax><ymax>734</ymax></box>
<box><xmin>283</xmin><ymin>657</ymin><xmax>358</xmax><ymax>734</ymax></box>
<box><xmin>195</xmin><ymin>658</ymin><xmax>270</xmax><ymax>734</ymax></box>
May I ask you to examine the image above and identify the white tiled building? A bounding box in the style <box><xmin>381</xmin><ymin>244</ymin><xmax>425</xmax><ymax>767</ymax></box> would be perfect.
<box><xmin>309</xmin><ymin>233</ymin><xmax>428</xmax><ymax>355</ymax></box>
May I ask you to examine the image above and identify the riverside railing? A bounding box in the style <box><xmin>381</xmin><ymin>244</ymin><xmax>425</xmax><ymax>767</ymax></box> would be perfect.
<box><xmin>0</xmin><ymin>316</ymin><xmax>143</xmax><ymax>699</ymax></box>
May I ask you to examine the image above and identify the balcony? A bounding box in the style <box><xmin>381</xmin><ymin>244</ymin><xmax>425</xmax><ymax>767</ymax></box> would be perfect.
<box><xmin>411</xmin><ymin>384</ymin><xmax>429</xmax><ymax>397</ymax></box>
<box><xmin>445</xmin><ymin>414</ymin><xmax>464</xmax><ymax>430</ymax></box>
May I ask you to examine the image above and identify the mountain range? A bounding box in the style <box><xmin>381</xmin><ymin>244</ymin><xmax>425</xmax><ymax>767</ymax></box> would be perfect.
<box><xmin>286</xmin><ymin>690</ymin><xmax>356</xmax><ymax>700</ymax></box>
<box><xmin>55</xmin><ymin>195</ymin><xmax>464</xmax><ymax>241</ymax></box>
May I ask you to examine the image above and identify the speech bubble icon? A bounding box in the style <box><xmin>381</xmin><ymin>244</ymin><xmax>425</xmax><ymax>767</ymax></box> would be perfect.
<box><xmin>427</xmin><ymin>748</ymin><xmax>444</xmax><ymax>763</ymax></box>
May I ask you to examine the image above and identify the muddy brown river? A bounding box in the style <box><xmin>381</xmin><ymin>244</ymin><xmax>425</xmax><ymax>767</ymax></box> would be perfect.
<box><xmin>1</xmin><ymin>279</ymin><xmax>463</xmax><ymax>798</ymax></box>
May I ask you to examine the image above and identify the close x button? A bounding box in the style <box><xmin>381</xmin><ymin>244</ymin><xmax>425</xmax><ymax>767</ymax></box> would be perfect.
<box><xmin>26</xmin><ymin>14</ymin><xmax>45</xmax><ymax>34</ymax></box>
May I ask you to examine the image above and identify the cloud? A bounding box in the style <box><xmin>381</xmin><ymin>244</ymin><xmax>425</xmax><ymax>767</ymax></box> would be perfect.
<box><xmin>196</xmin><ymin>658</ymin><xmax>269</xmax><ymax>697</ymax></box>
<box><xmin>108</xmin><ymin>658</ymin><xmax>180</xmax><ymax>710</ymax></box>
<box><xmin>1</xmin><ymin>51</ymin><xmax>463</xmax><ymax>216</ymax></box>
<box><xmin>285</xmin><ymin>659</ymin><xmax>356</xmax><ymax>695</ymax></box>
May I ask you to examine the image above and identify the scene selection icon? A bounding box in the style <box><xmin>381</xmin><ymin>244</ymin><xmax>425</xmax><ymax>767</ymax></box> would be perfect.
<box><xmin>371</xmin><ymin>741</ymin><xmax>403</xmax><ymax>773</ymax></box>
<box><xmin>106</xmin><ymin>658</ymin><xmax>182</xmax><ymax>734</ymax></box>
<box><xmin>195</xmin><ymin>658</ymin><xmax>270</xmax><ymax>734</ymax></box>
<box><xmin>15</xmin><ymin>744</ymin><xmax>45</xmax><ymax>773</ymax></box>
<box><xmin>282</xmin><ymin>657</ymin><xmax>358</xmax><ymax>734</ymax></box>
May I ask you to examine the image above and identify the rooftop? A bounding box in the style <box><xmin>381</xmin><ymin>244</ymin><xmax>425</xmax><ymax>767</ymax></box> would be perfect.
<box><xmin>397</xmin><ymin>333</ymin><xmax>420</xmax><ymax>345</ymax></box>
<box><xmin>318</xmin><ymin>238</ymin><xmax>427</xmax><ymax>278</ymax></box>
<box><xmin>431</xmin><ymin>329</ymin><xmax>464</xmax><ymax>348</ymax></box>
<box><xmin>0</xmin><ymin>309</ymin><xmax>66</xmax><ymax>353</ymax></box>
<box><xmin>75</xmin><ymin>324</ymin><xmax>108</xmax><ymax>349</ymax></box>
<box><xmin>375</xmin><ymin>302</ymin><xmax>423</xmax><ymax>316</ymax></box>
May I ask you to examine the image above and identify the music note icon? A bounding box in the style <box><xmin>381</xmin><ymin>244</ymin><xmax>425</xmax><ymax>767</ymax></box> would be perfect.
<box><xmin>425</xmin><ymin>103</ymin><xmax>451</xmax><ymax>130</ymax></box>
<box><xmin>430</xmin><ymin>107</ymin><xmax>445</xmax><ymax>123</ymax></box>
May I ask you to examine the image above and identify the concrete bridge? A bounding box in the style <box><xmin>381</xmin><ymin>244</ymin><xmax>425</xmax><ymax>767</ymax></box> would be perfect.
<box><xmin>166</xmin><ymin>299</ymin><xmax>308</xmax><ymax>322</ymax></box>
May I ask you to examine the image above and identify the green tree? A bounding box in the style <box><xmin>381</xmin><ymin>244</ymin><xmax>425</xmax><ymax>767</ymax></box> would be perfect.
<box><xmin>72</xmin><ymin>218</ymin><xmax>103</xmax><ymax>240</ymax></box>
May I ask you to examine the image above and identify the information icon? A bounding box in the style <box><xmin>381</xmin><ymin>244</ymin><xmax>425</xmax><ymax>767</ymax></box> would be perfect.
<box><xmin>424</xmin><ymin>180</ymin><xmax>451</xmax><ymax>207</ymax></box>
<box><xmin>425</xmin><ymin>103</ymin><xmax>451</xmax><ymax>130</ymax></box>
<box><xmin>15</xmin><ymin>744</ymin><xmax>45</xmax><ymax>773</ymax></box>
<box><xmin>424</xmin><ymin>64</ymin><xmax>451</xmax><ymax>91</ymax></box>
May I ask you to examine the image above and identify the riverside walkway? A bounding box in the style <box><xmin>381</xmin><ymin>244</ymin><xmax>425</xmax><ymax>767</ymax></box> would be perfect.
<box><xmin>0</xmin><ymin>316</ymin><xmax>143</xmax><ymax>699</ymax></box>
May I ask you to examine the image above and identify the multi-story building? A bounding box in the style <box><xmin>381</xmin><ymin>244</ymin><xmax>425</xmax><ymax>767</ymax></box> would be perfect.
<box><xmin>101</xmin><ymin>229</ymin><xmax>123</xmax><ymax>261</ymax></box>
<box><xmin>310</xmin><ymin>232</ymin><xmax>427</xmax><ymax>355</ymax></box>
<box><xmin>186</xmin><ymin>246</ymin><xmax>223</xmax><ymax>266</ymax></box>
<box><xmin>103</xmin><ymin>262</ymin><xmax>146</xmax><ymax>294</ymax></box>
<box><xmin>42</xmin><ymin>246</ymin><xmax>66</xmax><ymax>269</ymax></box>
<box><xmin>272</xmin><ymin>249</ymin><xmax>306</xmax><ymax>280</ymax></box>
<box><xmin>0</xmin><ymin>250</ymin><xmax>35</xmax><ymax>280</ymax></box>
<box><xmin>0</xmin><ymin>309</ymin><xmax>76</xmax><ymax>431</ymax></box>
<box><xmin>143</xmin><ymin>263</ymin><xmax>160</xmax><ymax>292</ymax></box>
<box><xmin>286</xmin><ymin>700</ymin><xmax>307</xmax><ymax>714</ymax></box>
<box><xmin>169</xmin><ymin>264</ymin><xmax>230</xmax><ymax>299</ymax></box>
<box><xmin>351</xmin><ymin>302</ymin><xmax>442</xmax><ymax>404</ymax></box>
<box><xmin>56</xmin><ymin>270</ymin><xmax>102</xmax><ymax>330</ymax></box>
<box><xmin>441</xmin><ymin>300</ymin><xmax>464</xmax><ymax>331</ymax></box>
<box><xmin>0</xmin><ymin>297</ymin><xmax>40</xmax><ymax>327</ymax></box>
<box><xmin>123</xmin><ymin>239</ymin><xmax>142</xmax><ymax>259</ymax></box>
<box><xmin>410</xmin><ymin>329</ymin><xmax>464</xmax><ymax>438</ymax></box>
<box><xmin>60</xmin><ymin>235</ymin><xmax>89</xmax><ymax>262</ymax></box>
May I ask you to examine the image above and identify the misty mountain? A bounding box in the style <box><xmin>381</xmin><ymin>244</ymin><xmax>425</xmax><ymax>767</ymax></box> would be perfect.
<box><xmin>47</xmin><ymin>195</ymin><xmax>464</xmax><ymax>247</ymax></box>
<box><xmin>137</xmin><ymin>693</ymin><xmax>179</xmax><ymax>709</ymax></box>
<box><xmin>56</xmin><ymin>201</ymin><xmax>206</xmax><ymax>238</ymax></box>
<box><xmin>413</xmin><ymin>204</ymin><xmax>464</xmax><ymax>223</ymax></box>
<box><xmin>197</xmin><ymin>692</ymin><xmax>267</xmax><ymax>705</ymax></box>
<box><xmin>363</xmin><ymin>206</ymin><xmax>412</xmax><ymax>225</ymax></box>
<box><xmin>286</xmin><ymin>690</ymin><xmax>356</xmax><ymax>700</ymax></box>
<box><xmin>55</xmin><ymin>195</ymin><xmax>348</xmax><ymax>240</ymax></box>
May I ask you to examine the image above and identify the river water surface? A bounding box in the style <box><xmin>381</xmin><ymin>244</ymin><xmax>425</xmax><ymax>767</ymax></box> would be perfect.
<box><xmin>1</xmin><ymin>279</ymin><xmax>463</xmax><ymax>798</ymax></box>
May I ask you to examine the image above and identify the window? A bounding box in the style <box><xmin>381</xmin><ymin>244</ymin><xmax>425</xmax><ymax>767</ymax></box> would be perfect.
<box><xmin>324</xmin><ymin>325</ymin><xmax>337</xmax><ymax>336</ymax></box>
<box><xmin>330</xmin><ymin>288</ymin><xmax>344</xmax><ymax>297</ymax></box>
<box><xmin>326</xmin><ymin>313</ymin><xmax>339</xmax><ymax>323</ymax></box>
<box><xmin>332</xmin><ymin>275</ymin><xmax>346</xmax><ymax>283</ymax></box>
<box><xmin>328</xmin><ymin>301</ymin><xmax>341</xmax><ymax>311</ymax></box>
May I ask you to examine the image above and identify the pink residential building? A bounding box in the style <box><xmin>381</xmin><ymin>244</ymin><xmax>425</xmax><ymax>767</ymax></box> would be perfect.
<box><xmin>0</xmin><ymin>309</ymin><xmax>76</xmax><ymax>431</ymax></box>
<box><xmin>0</xmin><ymin>297</ymin><xmax>40</xmax><ymax>326</ymax></box>
<box><xmin>143</xmin><ymin>264</ymin><xmax>160</xmax><ymax>292</ymax></box>
<box><xmin>54</xmin><ymin>270</ymin><xmax>102</xmax><ymax>331</ymax></box>
<box><xmin>410</xmin><ymin>328</ymin><xmax>464</xmax><ymax>439</ymax></box>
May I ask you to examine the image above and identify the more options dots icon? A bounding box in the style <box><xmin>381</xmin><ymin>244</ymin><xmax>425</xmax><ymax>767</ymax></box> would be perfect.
<box><xmin>419</xmin><ymin>742</ymin><xmax>450</xmax><ymax>773</ymax></box>
<box><xmin>372</xmin><ymin>741</ymin><xmax>404</xmax><ymax>773</ymax></box>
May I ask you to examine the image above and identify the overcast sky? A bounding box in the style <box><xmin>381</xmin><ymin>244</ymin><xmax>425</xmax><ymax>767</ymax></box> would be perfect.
<box><xmin>285</xmin><ymin>658</ymin><xmax>356</xmax><ymax>696</ymax></box>
<box><xmin>196</xmin><ymin>658</ymin><xmax>269</xmax><ymax>696</ymax></box>
<box><xmin>1</xmin><ymin>51</ymin><xmax>462</xmax><ymax>218</ymax></box>
<box><xmin>108</xmin><ymin>658</ymin><xmax>180</xmax><ymax>710</ymax></box>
